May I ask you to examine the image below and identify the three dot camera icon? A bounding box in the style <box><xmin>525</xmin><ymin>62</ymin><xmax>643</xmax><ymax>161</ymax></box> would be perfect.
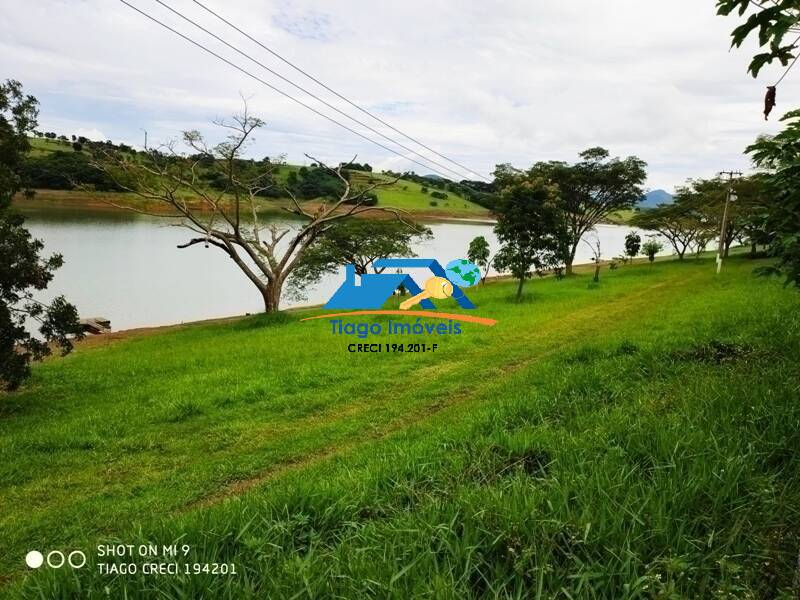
<box><xmin>26</xmin><ymin>549</ymin><xmax>86</xmax><ymax>569</ymax></box>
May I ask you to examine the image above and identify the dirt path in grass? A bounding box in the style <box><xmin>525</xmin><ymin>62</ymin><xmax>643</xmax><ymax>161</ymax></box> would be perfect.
<box><xmin>183</xmin><ymin>273</ymin><xmax>684</xmax><ymax>511</ymax></box>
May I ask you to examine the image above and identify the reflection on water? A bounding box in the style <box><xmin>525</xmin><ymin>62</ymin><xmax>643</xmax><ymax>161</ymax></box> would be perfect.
<box><xmin>16</xmin><ymin>200</ymin><xmax>666</xmax><ymax>330</ymax></box>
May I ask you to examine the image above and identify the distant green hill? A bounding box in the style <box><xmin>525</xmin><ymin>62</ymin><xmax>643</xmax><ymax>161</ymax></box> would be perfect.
<box><xmin>22</xmin><ymin>137</ymin><xmax>490</xmax><ymax>217</ymax></box>
<box><xmin>346</xmin><ymin>170</ymin><xmax>487</xmax><ymax>215</ymax></box>
<box><xmin>28</xmin><ymin>136</ymin><xmax>84</xmax><ymax>156</ymax></box>
<box><xmin>640</xmin><ymin>189</ymin><xmax>674</xmax><ymax>208</ymax></box>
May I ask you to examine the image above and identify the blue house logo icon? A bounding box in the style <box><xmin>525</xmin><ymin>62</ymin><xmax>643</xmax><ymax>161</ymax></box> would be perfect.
<box><xmin>325</xmin><ymin>258</ymin><xmax>476</xmax><ymax>310</ymax></box>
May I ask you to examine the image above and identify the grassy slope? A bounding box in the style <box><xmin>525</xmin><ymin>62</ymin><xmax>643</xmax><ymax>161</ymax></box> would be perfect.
<box><xmin>23</xmin><ymin>138</ymin><xmax>489</xmax><ymax>218</ymax></box>
<box><xmin>3</xmin><ymin>257</ymin><xmax>800</xmax><ymax>597</ymax></box>
<box><xmin>346</xmin><ymin>170</ymin><xmax>487</xmax><ymax>215</ymax></box>
<box><xmin>27</xmin><ymin>137</ymin><xmax>82</xmax><ymax>157</ymax></box>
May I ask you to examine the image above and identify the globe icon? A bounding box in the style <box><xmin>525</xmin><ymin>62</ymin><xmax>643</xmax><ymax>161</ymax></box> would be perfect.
<box><xmin>445</xmin><ymin>259</ymin><xmax>481</xmax><ymax>288</ymax></box>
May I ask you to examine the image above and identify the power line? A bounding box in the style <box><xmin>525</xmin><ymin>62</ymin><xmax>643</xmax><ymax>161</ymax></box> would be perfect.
<box><xmin>152</xmin><ymin>0</ymin><xmax>479</xmax><ymax>182</ymax></box>
<box><xmin>117</xmin><ymin>0</ymin><xmax>479</xmax><ymax>181</ymax></box>
<box><xmin>775</xmin><ymin>53</ymin><xmax>800</xmax><ymax>87</ymax></box>
<box><xmin>192</xmin><ymin>0</ymin><xmax>491</xmax><ymax>182</ymax></box>
<box><xmin>772</xmin><ymin>33</ymin><xmax>800</xmax><ymax>86</ymax></box>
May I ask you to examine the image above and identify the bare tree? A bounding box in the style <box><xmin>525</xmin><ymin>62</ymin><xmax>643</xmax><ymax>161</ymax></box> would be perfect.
<box><xmin>583</xmin><ymin>235</ymin><xmax>602</xmax><ymax>283</ymax></box>
<box><xmin>92</xmin><ymin>105</ymin><xmax>405</xmax><ymax>312</ymax></box>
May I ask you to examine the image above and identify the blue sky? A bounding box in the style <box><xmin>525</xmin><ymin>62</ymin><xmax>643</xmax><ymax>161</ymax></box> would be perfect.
<box><xmin>2</xmin><ymin>0</ymin><xmax>794</xmax><ymax>191</ymax></box>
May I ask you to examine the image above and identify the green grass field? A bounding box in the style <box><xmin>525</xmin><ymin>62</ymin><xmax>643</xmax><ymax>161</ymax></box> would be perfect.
<box><xmin>2</xmin><ymin>256</ymin><xmax>799</xmax><ymax>597</ymax></box>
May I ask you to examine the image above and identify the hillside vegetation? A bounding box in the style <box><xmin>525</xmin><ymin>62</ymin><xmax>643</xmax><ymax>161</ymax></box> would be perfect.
<box><xmin>18</xmin><ymin>137</ymin><xmax>490</xmax><ymax>218</ymax></box>
<box><xmin>3</xmin><ymin>255</ymin><xmax>799</xmax><ymax>597</ymax></box>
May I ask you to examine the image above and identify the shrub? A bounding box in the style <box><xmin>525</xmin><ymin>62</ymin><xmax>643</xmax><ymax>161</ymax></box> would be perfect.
<box><xmin>345</xmin><ymin>191</ymin><xmax>378</xmax><ymax>206</ymax></box>
<box><xmin>429</xmin><ymin>200</ymin><xmax>438</xmax><ymax>207</ymax></box>
<box><xmin>641</xmin><ymin>239</ymin><xmax>663</xmax><ymax>263</ymax></box>
<box><xmin>430</xmin><ymin>191</ymin><xmax>448</xmax><ymax>200</ymax></box>
<box><xmin>19</xmin><ymin>151</ymin><xmax>122</xmax><ymax>191</ymax></box>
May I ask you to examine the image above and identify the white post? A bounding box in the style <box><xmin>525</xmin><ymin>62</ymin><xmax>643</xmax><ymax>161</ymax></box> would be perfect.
<box><xmin>715</xmin><ymin>171</ymin><xmax>740</xmax><ymax>274</ymax></box>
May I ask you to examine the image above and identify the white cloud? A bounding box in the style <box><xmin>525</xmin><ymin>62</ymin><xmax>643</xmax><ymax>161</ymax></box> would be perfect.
<box><xmin>1</xmin><ymin>0</ymin><xmax>792</xmax><ymax>191</ymax></box>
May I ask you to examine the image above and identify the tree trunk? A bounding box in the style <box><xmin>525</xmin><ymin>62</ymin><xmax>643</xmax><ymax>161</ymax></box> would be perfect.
<box><xmin>516</xmin><ymin>277</ymin><xmax>525</xmax><ymax>300</ymax></box>
<box><xmin>565</xmin><ymin>243</ymin><xmax>578</xmax><ymax>276</ymax></box>
<box><xmin>751</xmin><ymin>242</ymin><xmax>757</xmax><ymax>256</ymax></box>
<box><xmin>724</xmin><ymin>236</ymin><xmax>733</xmax><ymax>258</ymax></box>
<box><xmin>261</xmin><ymin>280</ymin><xmax>282</xmax><ymax>313</ymax></box>
<box><xmin>593</xmin><ymin>263</ymin><xmax>600</xmax><ymax>283</ymax></box>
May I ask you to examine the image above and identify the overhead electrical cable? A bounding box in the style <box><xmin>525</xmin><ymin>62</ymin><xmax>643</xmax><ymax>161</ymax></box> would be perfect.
<box><xmin>152</xmin><ymin>0</ymin><xmax>478</xmax><ymax>182</ymax></box>
<box><xmin>774</xmin><ymin>37</ymin><xmax>800</xmax><ymax>86</ymax></box>
<box><xmin>117</xmin><ymin>0</ymin><xmax>481</xmax><ymax>181</ymax></box>
<box><xmin>191</xmin><ymin>0</ymin><xmax>491</xmax><ymax>182</ymax></box>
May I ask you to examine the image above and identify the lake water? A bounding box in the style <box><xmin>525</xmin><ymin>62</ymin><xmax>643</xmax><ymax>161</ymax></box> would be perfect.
<box><xmin>17</xmin><ymin>201</ymin><xmax>667</xmax><ymax>331</ymax></box>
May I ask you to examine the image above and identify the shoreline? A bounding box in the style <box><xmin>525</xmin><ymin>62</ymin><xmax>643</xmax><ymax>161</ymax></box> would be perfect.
<box><xmin>13</xmin><ymin>189</ymin><xmax>495</xmax><ymax>223</ymax></box>
<box><xmin>17</xmin><ymin>190</ymin><xmax>660</xmax><ymax>347</ymax></box>
<box><xmin>72</xmin><ymin>254</ymin><xmax>676</xmax><ymax>346</ymax></box>
<box><xmin>14</xmin><ymin>190</ymin><xmax>632</xmax><ymax>227</ymax></box>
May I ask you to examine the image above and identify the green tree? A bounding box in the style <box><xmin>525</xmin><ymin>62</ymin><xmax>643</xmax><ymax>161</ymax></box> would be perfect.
<box><xmin>492</xmin><ymin>173</ymin><xmax>565</xmax><ymax>300</ymax></box>
<box><xmin>632</xmin><ymin>195</ymin><xmax>711</xmax><ymax>260</ymax></box>
<box><xmin>747</xmin><ymin>111</ymin><xmax>800</xmax><ymax>284</ymax></box>
<box><xmin>20</xmin><ymin>151</ymin><xmax>121</xmax><ymax>190</ymax></box>
<box><xmin>624</xmin><ymin>231</ymin><xmax>641</xmax><ymax>262</ymax></box>
<box><xmin>717</xmin><ymin>1</ymin><xmax>800</xmax><ymax>285</ymax></box>
<box><xmin>686</xmin><ymin>176</ymin><xmax>769</xmax><ymax>257</ymax></box>
<box><xmin>641</xmin><ymin>238</ymin><xmax>663</xmax><ymax>263</ymax></box>
<box><xmin>515</xmin><ymin>148</ymin><xmax>647</xmax><ymax>274</ymax></box>
<box><xmin>467</xmin><ymin>236</ymin><xmax>491</xmax><ymax>284</ymax></box>
<box><xmin>736</xmin><ymin>176</ymin><xmax>775</xmax><ymax>255</ymax></box>
<box><xmin>0</xmin><ymin>80</ymin><xmax>82</xmax><ymax>390</ymax></box>
<box><xmin>287</xmin><ymin>219</ymin><xmax>432</xmax><ymax>300</ymax></box>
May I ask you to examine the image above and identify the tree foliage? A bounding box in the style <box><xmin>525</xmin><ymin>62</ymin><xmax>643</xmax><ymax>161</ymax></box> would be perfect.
<box><xmin>717</xmin><ymin>0</ymin><xmax>800</xmax><ymax>77</ymax></box>
<box><xmin>624</xmin><ymin>231</ymin><xmax>641</xmax><ymax>261</ymax></box>
<box><xmin>641</xmin><ymin>239</ymin><xmax>663</xmax><ymax>263</ymax></box>
<box><xmin>492</xmin><ymin>174</ymin><xmax>565</xmax><ymax>299</ymax></box>
<box><xmin>20</xmin><ymin>150</ymin><xmax>122</xmax><ymax>191</ymax></box>
<box><xmin>0</xmin><ymin>80</ymin><xmax>82</xmax><ymax>390</ymax></box>
<box><xmin>633</xmin><ymin>176</ymin><xmax>770</xmax><ymax>261</ymax></box>
<box><xmin>288</xmin><ymin>166</ymin><xmax>346</xmax><ymax>200</ymax></box>
<box><xmin>747</xmin><ymin>109</ymin><xmax>800</xmax><ymax>284</ymax></box>
<box><xmin>683</xmin><ymin>176</ymin><xmax>771</xmax><ymax>257</ymax></box>
<box><xmin>467</xmin><ymin>236</ymin><xmax>492</xmax><ymax>283</ymax></box>
<box><xmin>504</xmin><ymin>148</ymin><xmax>647</xmax><ymax>274</ymax></box>
<box><xmin>287</xmin><ymin>219</ymin><xmax>432</xmax><ymax>299</ymax></box>
<box><xmin>339</xmin><ymin>161</ymin><xmax>372</xmax><ymax>172</ymax></box>
<box><xmin>632</xmin><ymin>201</ymin><xmax>708</xmax><ymax>260</ymax></box>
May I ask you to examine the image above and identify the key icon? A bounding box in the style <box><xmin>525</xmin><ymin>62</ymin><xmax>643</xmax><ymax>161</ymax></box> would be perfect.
<box><xmin>399</xmin><ymin>276</ymin><xmax>453</xmax><ymax>310</ymax></box>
